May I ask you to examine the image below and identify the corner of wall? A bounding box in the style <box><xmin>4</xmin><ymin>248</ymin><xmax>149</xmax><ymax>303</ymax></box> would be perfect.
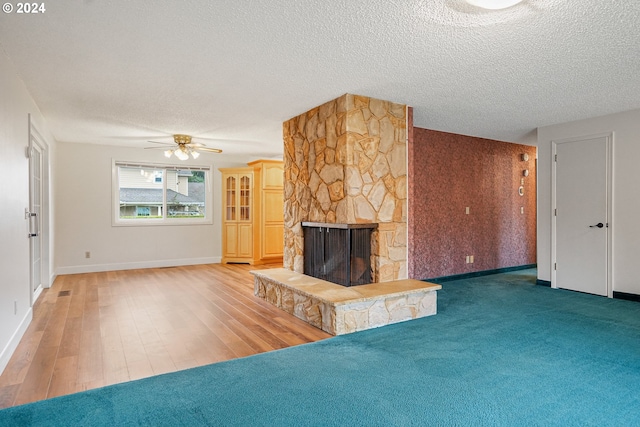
<box><xmin>0</xmin><ymin>307</ymin><xmax>32</xmax><ymax>376</ymax></box>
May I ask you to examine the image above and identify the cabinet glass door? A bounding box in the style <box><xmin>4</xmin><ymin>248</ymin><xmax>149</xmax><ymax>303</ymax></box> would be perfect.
<box><xmin>240</xmin><ymin>174</ymin><xmax>251</xmax><ymax>221</ymax></box>
<box><xmin>226</xmin><ymin>176</ymin><xmax>236</xmax><ymax>221</ymax></box>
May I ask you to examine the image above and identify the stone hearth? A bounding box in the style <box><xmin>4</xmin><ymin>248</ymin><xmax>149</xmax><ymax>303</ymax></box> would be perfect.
<box><xmin>251</xmin><ymin>268</ymin><xmax>441</xmax><ymax>335</ymax></box>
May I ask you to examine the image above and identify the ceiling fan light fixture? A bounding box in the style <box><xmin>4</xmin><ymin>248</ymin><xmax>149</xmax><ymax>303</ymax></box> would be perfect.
<box><xmin>174</xmin><ymin>149</ymin><xmax>189</xmax><ymax>161</ymax></box>
<box><xmin>146</xmin><ymin>134</ymin><xmax>221</xmax><ymax>160</ymax></box>
<box><xmin>465</xmin><ymin>0</ymin><xmax>524</xmax><ymax>9</ymax></box>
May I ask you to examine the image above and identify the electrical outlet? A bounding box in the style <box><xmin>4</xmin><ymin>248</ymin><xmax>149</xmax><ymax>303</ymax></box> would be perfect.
<box><xmin>14</xmin><ymin>300</ymin><xmax>17</xmax><ymax>315</ymax></box>
<box><xmin>465</xmin><ymin>207</ymin><xmax>470</xmax><ymax>215</ymax></box>
<box><xmin>465</xmin><ymin>255</ymin><xmax>469</xmax><ymax>264</ymax></box>
<box><xmin>521</xmin><ymin>207</ymin><xmax>524</xmax><ymax>214</ymax></box>
<box><xmin>85</xmin><ymin>251</ymin><xmax>91</xmax><ymax>259</ymax></box>
<box><xmin>470</xmin><ymin>255</ymin><xmax>474</xmax><ymax>263</ymax></box>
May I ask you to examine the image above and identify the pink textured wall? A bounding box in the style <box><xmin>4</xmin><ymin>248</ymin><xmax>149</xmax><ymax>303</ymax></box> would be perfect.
<box><xmin>409</xmin><ymin>127</ymin><xmax>537</xmax><ymax>279</ymax></box>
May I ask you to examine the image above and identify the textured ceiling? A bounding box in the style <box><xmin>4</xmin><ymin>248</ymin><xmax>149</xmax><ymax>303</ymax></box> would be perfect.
<box><xmin>1</xmin><ymin>0</ymin><xmax>639</xmax><ymax>157</ymax></box>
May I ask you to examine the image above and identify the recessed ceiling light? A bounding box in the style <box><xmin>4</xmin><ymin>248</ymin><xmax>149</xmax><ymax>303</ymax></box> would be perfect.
<box><xmin>465</xmin><ymin>0</ymin><xmax>524</xmax><ymax>10</ymax></box>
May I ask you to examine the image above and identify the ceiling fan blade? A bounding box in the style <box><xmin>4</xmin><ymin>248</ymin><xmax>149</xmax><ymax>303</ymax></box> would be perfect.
<box><xmin>147</xmin><ymin>141</ymin><xmax>174</xmax><ymax>146</ymax></box>
<box><xmin>144</xmin><ymin>146</ymin><xmax>172</xmax><ymax>150</ymax></box>
<box><xmin>196</xmin><ymin>147</ymin><xmax>223</xmax><ymax>153</ymax></box>
<box><xmin>188</xmin><ymin>135</ymin><xmax>225</xmax><ymax>142</ymax></box>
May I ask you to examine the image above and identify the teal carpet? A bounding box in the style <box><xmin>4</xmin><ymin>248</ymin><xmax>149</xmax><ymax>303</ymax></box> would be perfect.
<box><xmin>2</xmin><ymin>269</ymin><xmax>640</xmax><ymax>426</ymax></box>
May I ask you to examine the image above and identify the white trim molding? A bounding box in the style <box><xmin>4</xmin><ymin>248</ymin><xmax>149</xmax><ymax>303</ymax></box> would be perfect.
<box><xmin>0</xmin><ymin>308</ymin><xmax>33</xmax><ymax>376</ymax></box>
<box><xmin>55</xmin><ymin>257</ymin><xmax>222</xmax><ymax>276</ymax></box>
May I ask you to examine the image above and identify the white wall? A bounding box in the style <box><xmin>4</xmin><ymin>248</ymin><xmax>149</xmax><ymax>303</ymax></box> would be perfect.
<box><xmin>537</xmin><ymin>108</ymin><xmax>640</xmax><ymax>295</ymax></box>
<box><xmin>0</xmin><ymin>53</ymin><xmax>56</xmax><ymax>374</ymax></box>
<box><xmin>54</xmin><ymin>141</ymin><xmax>256</xmax><ymax>274</ymax></box>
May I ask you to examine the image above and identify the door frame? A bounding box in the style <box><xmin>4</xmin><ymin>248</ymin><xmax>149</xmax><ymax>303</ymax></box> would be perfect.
<box><xmin>551</xmin><ymin>132</ymin><xmax>613</xmax><ymax>297</ymax></box>
<box><xmin>27</xmin><ymin>114</ymin><xmax>50</xmax><ymax>306</ymax></box>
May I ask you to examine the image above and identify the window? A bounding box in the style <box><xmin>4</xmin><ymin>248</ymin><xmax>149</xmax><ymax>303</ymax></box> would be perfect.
<box><xmin>113</xmin><ymin>161</ymin><xmax>212</xmax><ymax>226</ymax></box>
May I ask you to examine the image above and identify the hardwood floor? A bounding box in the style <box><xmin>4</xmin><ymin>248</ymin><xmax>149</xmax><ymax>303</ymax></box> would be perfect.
<box><xmin>0</xmin><ymin>263</ymin><xmax>331</xmax><ymax>409</ymax></box>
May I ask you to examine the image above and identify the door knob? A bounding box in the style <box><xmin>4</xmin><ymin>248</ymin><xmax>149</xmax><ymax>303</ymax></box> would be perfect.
<box><xmin>589</xmin><ymin>222</ymin><xmax>604</xmax><ymax>228</ymax></box>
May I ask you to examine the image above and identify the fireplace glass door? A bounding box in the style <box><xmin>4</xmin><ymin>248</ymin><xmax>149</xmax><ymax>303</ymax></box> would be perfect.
<box><xmin>302</xmin><ymin>223</ymin><xmax>377</xmax><ymax>287</ymax></box>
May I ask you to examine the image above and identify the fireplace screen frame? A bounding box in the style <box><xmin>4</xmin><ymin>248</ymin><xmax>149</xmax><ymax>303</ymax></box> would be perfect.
<box><xmin>302</xmin><ymin>222</ymin><xmax>378</xmax><ymax>287</ymax></box>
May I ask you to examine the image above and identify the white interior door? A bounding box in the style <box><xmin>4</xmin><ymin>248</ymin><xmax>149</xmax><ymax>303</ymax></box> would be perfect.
<box><xmin>28</xmin><ymin>122</ymin><xmax>45</xmax><ymax>304</ymax></box>
<box><xmin>554</xmin><ymin>135</ymin><xmax>610</xmax><ymax>296</ymax></box>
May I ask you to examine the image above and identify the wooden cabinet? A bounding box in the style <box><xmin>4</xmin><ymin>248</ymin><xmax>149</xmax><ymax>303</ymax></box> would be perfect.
<box><xmin>220</xmin><ymin>160</ymin><xmax>283</xmax><ymax>264</ymax></box>
<box><xmin>220</xmin><ymin>169</ymin><xmax>253</xmax><ymax>262</ymax></box>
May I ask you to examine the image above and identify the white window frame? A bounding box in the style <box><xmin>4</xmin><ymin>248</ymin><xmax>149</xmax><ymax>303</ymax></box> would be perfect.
<box><xmin>112</xmin><ymin>160</ymin><xmax>213</xmax><ymax>227</ymax></box>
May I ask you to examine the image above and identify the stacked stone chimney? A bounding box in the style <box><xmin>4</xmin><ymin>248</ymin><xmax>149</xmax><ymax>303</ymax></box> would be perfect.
<box><xmin>283</xmin><ymin>94</ymin><xmax>408</xmax><ymax>282</ymax></box>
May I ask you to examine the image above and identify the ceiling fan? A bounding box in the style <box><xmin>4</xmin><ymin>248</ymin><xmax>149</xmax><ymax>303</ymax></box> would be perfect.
<box><xmin>145</xmin><ymin>134</ymin><xmax>222</xmax><ymax>160</ymax></box>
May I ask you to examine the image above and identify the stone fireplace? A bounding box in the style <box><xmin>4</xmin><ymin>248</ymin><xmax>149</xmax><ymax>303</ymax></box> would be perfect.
<box><xmin>251</xmin><ymin>94</ymin><xmax>441</xmax><ymax>336</ymax></box>
<box><xmin>283</xmin><ymin>94</ymin><xmax>408</xmax><ymax>283</ymax></box>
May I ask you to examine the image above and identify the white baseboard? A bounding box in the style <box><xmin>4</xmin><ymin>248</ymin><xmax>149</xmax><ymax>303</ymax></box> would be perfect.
<box><xmin>55</xmin><ymin>257</ymin><xmax>222</xmax><ymax>276</ymax></box>
<box><xmin>0</xmin><ymin>307</ymin><xmax>33</xmax><ymax>376</ymax></box>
